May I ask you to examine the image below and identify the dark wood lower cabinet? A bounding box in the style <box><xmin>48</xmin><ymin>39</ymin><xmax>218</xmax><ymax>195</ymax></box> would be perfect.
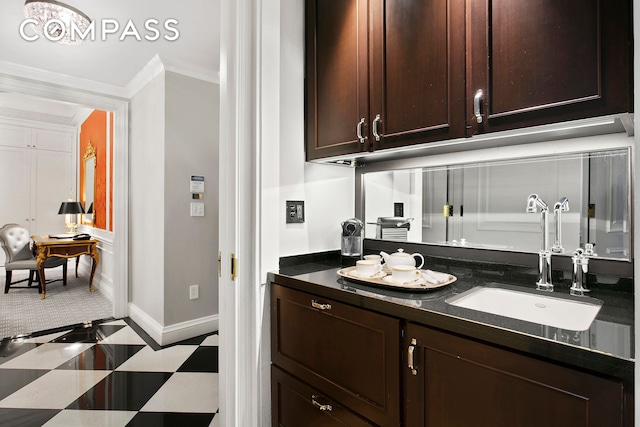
<box><xmin>272</xmin><ymin>366</ymin><xmax>375</xmax><ymax>427</ymax></box>
<box><xmin>404</xmin><ymin>323</ymin><xmax>625</xmax><ymax>427</ymax></box>
<box><xmin>271</xmin><ymin>284</ymin><xmax>401</xmax><ymax>427</ymax></box>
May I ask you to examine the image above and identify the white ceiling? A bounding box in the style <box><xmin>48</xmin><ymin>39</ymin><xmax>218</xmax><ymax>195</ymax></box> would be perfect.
<box><xmin>0</xmin><ymin>0</ymin><xmax>221</xmax><ymax>123</ymax></box>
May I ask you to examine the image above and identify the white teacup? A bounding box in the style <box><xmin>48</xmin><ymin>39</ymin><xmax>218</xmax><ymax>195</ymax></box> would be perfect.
<box><xmin>391</xmin><ymin>265</ymin><xmax>421</xmax><ymax>283</ymax></box>
<box><xmin>355</xmin><ymin>260</ymin><xmax>382</xmax><ymax>278</ymax></box>
<box><xmin>363</xmin><ymin>254</ymin><xmax>382</xmax><ymax>265</ymax></box>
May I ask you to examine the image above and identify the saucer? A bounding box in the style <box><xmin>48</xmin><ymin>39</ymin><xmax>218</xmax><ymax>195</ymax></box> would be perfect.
<box><xmin>348</xmin><ymin>269</ymin><xmax>387</xmax><ymax>280</ymax></box>
<box><xmin>382</xmin><ymin>275</ymin><xmax>426</xmax><ymax>286</ymax></box>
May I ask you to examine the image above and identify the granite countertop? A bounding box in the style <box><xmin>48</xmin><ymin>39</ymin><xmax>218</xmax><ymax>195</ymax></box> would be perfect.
<box><xmin>270</xmin><ymin>262</ymin><xmax>634</xmax><ymax>384</ymax></box>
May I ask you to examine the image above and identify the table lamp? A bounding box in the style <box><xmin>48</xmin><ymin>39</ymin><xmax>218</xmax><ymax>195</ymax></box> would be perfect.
<box><xmin>58</xmin><ymin>201</ymin><xmax>85</xmax><ymax>233</ymax></box>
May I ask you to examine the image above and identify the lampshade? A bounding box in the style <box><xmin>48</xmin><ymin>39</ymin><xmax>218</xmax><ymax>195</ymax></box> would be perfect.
<box><xmin>58</xmin><ymin>201</ymin><xmax>85</xmax><ymax>215</ymax></box>
<box><xmin>24</xmin><ymin>0</ymin><xmax>91</xmax><ymax>45</ymax></box>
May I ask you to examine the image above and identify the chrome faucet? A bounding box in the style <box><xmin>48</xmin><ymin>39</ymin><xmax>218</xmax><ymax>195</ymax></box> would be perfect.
<box><xmin>526</xmin><ymin>194</ymin><xmax>553</xmax><ymax>291</ymax></box>
<box><xmin>551</xmin><ymin>197</ymin><xmax>569</xmax><ymax>254</ymax></box>
<box><xmin>570</xmin><ymin>247</ymin><xmax>591</xmax><ymax>296</ymax></box>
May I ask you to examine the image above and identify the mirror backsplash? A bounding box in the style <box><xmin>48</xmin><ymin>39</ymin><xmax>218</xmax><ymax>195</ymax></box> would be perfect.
<box><xmin>363</xmin><ymin>149</ymin><xmax>630</xmax><ymax>261</ymax></box>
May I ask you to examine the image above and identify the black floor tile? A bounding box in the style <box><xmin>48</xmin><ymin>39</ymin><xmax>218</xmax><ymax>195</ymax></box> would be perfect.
<box><xmin>0</xmin><ymin>369</ymin><xmax>49</xmax><ymax>401</ymax></box>
<box><xmin>0</xmin><ymin>408</ymin><xmax>60</xmax><ymax>427</ymax></box>
<box><xmin>66</xmin><ymin>371</ymin><xmax>173</xmax><ymax>411</ymax></box>
<box><xmin>0</xmin><ymin>340</ymin><xmax>40</xmax><ymax>366</ymax></box>
<box><xmin>55</xmin><ymin>344</ymin><xmax>146</xmax><ymax>370</ymax></box>
<box><xmin>126</xmin><ymin>412</ymin><xmax>215</xmax><ymax>427</ymax></box>
<box><xmin>177</xmin><ymin>346</ymin><xmax>218</xmax><ymax>373</ymax></box>
<box><xmin>50</xmin><ymin>324</ymin><xmax>125</xmax><ymax>344</ymax></box>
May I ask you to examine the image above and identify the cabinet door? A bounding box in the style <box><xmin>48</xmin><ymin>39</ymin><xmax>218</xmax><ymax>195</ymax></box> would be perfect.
<box><xmin>31</xmin><ymin>149</ymin><xmax>74</xmax><ymax>235</ymax></box>
<box><xmin>272</xmin><ymin>366</ymin><xmax>374</xmax><ymax>427</ymax></box>
<box><xmin>271</xmin><ymin>284</ymin><xmax>401</xmax><ymax>427</ymax></box>
<box><xmin>404</xmin><ymin>324</ymin><xmax>625</xmax><ymax>427</ymax></box>
<box><xmin>467</xmin><ymin>0</ymin><xmax>632</xmax><ymax>136</ymax></box>
<box><xmin>371</xmin><ymin>0</ymin><xmax>466</xmax><ymax>150</ymax></box>
<box><xmin>305</xmin><ymin>0</ymin><xmax>370</xmax><ymax>160</ymax></box>
<box><xmin>0</xmin><ymin>146</ymin><xmax>30</xmax><ymax>268</ymax></box>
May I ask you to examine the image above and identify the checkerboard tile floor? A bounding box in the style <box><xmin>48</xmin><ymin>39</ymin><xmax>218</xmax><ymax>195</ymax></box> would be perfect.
<box><xmin>0</xmin><ymin>319</ymin><xmax>219</xmax><ymax>426</ymax></box>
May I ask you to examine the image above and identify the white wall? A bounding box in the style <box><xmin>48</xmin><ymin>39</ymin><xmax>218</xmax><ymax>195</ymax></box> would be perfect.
<box><xmin>164</xmin><ymin>71</ymin><xmax>219</xmax><ymax>325</ymax></box>
<box><xmin>129</xmin><ymin>72</ymin><xmax>166</xmax><ymax>324</ymax></box>
<box><xmin>279</xmin><ymin>0</ymin><xmax>355</xmax><ymax>257</ymax></box>
<box><xmin>129</xmin><ymin>70</ymin><xmax>220</xmax><ymax>344</ymax></box>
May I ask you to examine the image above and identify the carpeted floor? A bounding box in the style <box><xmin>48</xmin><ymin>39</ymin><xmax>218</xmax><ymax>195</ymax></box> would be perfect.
<box><xmin>0</xmin><ymin>269</ymin><xmax>113</xmax><ymax>340</ymax></box>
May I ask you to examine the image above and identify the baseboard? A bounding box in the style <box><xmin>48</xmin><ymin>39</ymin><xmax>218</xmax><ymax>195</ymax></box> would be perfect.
<box><xmin>77</xmin><ymin>260</ymin><xmax>113</xmax><ymax>302</ymax></box>
<box><xmin>128</xmin><ymin>302</ymin><xmax>219</xmax><ymax>346</ymax></box>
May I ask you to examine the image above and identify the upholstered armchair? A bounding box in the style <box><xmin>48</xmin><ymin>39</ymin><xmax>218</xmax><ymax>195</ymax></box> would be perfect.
<box><xmin>0</xmin><ymin>223</ymin><xmax>67</xmax><ymax>293</ymax></box>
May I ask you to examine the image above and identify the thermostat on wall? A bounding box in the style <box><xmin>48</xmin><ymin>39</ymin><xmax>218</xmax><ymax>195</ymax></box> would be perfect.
<box><xmin>190</xmin><ymin>175</ymin><xmax>205</xmax><ymax>193</ymax></box>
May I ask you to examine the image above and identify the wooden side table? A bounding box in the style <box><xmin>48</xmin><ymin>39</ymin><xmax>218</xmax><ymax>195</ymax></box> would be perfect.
<box><xmin>32</xmin><ymin>236</ymin><xmax>99</xmax><ymax>299</ymax></box>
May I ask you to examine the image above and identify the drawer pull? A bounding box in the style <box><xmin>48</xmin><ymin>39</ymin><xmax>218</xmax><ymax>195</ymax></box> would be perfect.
<box><xmin>408</xmin><ymin>338</ymin><xmax>417</xmax><ymax>376</ymax></box>
<box><xmin>311</xmin><ymin>300</ymin><xmax>331</xmax><ymax>310</ymax></box>
<box><xmin>311</xmin><ymin>395</ymin><xmax>333</xmax><ymax>412</ymax></box>
<box><xmin>356</xmin><ymin>118</ymin><xmax>366</xmax><ymax>144</ymax></box>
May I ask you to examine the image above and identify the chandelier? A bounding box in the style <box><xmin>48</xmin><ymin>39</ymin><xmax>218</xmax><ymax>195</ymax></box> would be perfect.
<box><xmin>24</xmin><ymin>0</ymin><xmax>91</xmax><ymax>45</ymax></box>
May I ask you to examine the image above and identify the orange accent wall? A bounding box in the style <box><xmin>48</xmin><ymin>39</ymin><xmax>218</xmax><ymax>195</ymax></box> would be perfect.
<box><xmin>79</xmin><ymin>110</ymin><xmax>113</xmax><ymax>231</ymax></box>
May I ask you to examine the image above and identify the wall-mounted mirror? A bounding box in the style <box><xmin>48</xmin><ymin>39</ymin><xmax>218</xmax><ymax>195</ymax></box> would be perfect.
<box><xmin>82</xmin><ymin>142</ymin><xmax>96</xmax><ymax>225</ymax></box>
<box><xmin>363</xmin><ymin>149</ymin><xmax>630</xmax><ymax>260</ymax></box>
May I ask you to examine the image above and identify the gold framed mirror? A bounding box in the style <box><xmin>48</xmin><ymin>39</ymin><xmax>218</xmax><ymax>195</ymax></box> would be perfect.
<box><xmin>82</xmin><ymin>142</ymin><xmax>96</xmax><ymax>225</ymax></box>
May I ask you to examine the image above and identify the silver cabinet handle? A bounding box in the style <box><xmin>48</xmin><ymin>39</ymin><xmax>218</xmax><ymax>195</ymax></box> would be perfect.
<box><xmin>356</xmin><ymin>118</ymin><xmax>366</xmax><ymax>144</ymax></box>
<box><xmin>312</xmin><ymin>395</ymin><xmax>333</xmax><ymax>412</ymax></box>
<box><xmin>408</xmin><ymin>338</ymin><xmax>417</xmax><ymax>375</ymax></box>
<box><xmin>474</xmin><ymin>89</ymin><xmax>483</xmax><ymax>124</ymax></box>
<box><xmin>311</xmin><ymin>300</ymin><xmax>331</xmax><ymax>310</ymax></box>
<box><xmin>372</xmin><ymin>114</ymin><xmax>382</xmax><ymax>141</ymax></box>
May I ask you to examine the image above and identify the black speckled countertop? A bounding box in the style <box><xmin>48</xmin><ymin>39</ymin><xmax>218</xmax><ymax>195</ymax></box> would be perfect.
<box><xmin>271</xmin><ymin>253</ymin><xmax>634</xmax><ymax>385</ymax></box>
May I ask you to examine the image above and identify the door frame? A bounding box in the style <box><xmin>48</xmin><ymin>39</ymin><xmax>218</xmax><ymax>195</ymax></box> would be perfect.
<box><xmin>0</xmin><ymin>74</ymin><xmax>129</xmax><ymax>319</ymax></box>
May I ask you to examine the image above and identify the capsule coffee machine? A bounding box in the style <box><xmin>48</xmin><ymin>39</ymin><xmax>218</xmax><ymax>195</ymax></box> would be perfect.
<box><xmin>341</xmin><ymin>218</ymin><xmax>364</xmax><ymax>267</ymax></box>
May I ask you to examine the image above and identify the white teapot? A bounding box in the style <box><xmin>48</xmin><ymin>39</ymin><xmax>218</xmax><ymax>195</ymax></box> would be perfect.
<box><xmin>380</xmin><ymin>248</ymin><xmax>424</xmax><ymax>269</ymax></box>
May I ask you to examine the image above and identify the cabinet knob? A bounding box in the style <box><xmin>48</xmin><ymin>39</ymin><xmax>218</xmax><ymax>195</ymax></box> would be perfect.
<box><xmin>474</xmin><ymin>89</ymin><xmax>484</xmax><ymax>124</ymax></box>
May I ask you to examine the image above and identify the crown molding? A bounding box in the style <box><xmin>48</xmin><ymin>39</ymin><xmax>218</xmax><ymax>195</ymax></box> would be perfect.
<box><xmin>125</xmin><ymin>54</ymin><xmax>166</xmax><ymax>98</ymax></box>
<box><xmin>71</xmin><ymin>107</ymin><xmax>94</xmax><ymax>127</ymax></box>
<box><xmin>163</xmin><ymin>61</ymin><xmax>220</xmax><ymax>85</ymax></box>
<box><xmin>0</xmin><ymin>60</ymin><xmax>129</xmax><ymax>99</ymax></box>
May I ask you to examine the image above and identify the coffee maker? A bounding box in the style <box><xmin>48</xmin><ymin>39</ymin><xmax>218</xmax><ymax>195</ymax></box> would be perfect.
<box><xmin>341</xmin><ymin>218</ymin><xmax>364</xmax><ymax>267</ymax></box>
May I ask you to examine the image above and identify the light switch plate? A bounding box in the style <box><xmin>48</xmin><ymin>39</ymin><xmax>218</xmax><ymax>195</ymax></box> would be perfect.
<box><xmin>286</xmin><ymin>201</ymin><xmax>305</xmax><ymax>223</ymax></box>
<box><xmin>191</xmin><ymin>203</ymin><xmax>205</xmax><ymax>217</ymax></box>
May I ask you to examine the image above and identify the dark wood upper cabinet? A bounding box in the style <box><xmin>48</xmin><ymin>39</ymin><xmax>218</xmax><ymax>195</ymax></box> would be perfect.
<box><xmin>466</xmin><ymin>0</ymin><xmax>632</xmax><ymax>136</ymax></box>
<box><xmin>404</xmin><ymin>324</ymin><xmax>626</xmax><ymax>427</ymax></box>
<box><xmin>305</xmin><ymin>0</ymin><xmax>632</xmax><ymax>160</ymax></box>
<box><xmin>305</xmin><ymin>0</ymin><xmax>466</xmax><ymax>160</ymax></box>
<box><xmin>305</xmin><ymin>0</ymin><xmax>370</xmax><ymax>160</ymax></box>
<box><xmin>370</xmin><ymin>0</ymin><xmax>466</xmax><ymax>150</ymax></box>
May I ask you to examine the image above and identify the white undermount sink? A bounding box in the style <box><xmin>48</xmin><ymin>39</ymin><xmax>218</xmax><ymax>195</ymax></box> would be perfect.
<box><xmin>445</xmin><ymin>284</ymin><xmax>603</xmax><ymax>331</ymax></box>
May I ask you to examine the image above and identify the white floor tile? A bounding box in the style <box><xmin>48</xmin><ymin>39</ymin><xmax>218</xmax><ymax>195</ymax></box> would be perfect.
<box><xmin>0</xmin><ymin>370</ymin><xmax>110</xmax><ymax>409</ymax></box>
<box><xmin>141</xmin><ymin>372</ymin><xmax>219</xmax><ymax>413</ymax></box>
<box><xmin>43</xmin><ymin>410</ymin><xmax>137</xmax><ymax>427</ymax></box>
<box><xmin>201</xmin><ymin>335</ymin><xmax>219</xmax><ymax>346</ymax></box>
<box><xmin>98</xmin><ymin>326</ymin><xmax>147</xmax><ymax>345</ymax></box>
<box><xmin>210</xmin><ymin>412</ymin><xmax>220</xmax><ymax>427</ymax></box>
<box><xmin>100</xmin><ymin>319</ymin><xmax>128</xmax><ymax>326</ymax></box>
<box><xmin>0</xmin><ymin>343</ymin><xmax>94</xmax><ymax>370</ymax></box>
<box><xmin>115</xmin><ymin>345</ymin><xmax>198</xmax><ymax>372</ymax></box>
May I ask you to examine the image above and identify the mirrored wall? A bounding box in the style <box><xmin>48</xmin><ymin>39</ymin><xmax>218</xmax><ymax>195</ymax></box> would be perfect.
<box><xmin>363</xmin><ymin>149</ymin><xmax>630</xmax><ymax>260</ymax></box>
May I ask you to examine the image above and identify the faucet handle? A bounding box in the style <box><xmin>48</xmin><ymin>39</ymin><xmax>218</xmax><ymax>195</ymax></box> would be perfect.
<box><xmin>584</xmin><ymin>243</ymin><xmax>597</xmax><ymax>257</ymax></box>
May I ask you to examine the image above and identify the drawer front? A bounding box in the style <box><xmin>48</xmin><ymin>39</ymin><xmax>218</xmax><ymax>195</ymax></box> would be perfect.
<box><xmin>272</xmin><ymin>366</ymin><xmax>374</xmax><ymax>427</ymax></box>
<box><xmin>47</xmin><ymin>244</ymin><xmax>90</xmax><ymax>258</ymax></box>
<box><xmin>271</xmin><ymin>284</ymin><xmax>400</xmax><ymax>427</ymax></box>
